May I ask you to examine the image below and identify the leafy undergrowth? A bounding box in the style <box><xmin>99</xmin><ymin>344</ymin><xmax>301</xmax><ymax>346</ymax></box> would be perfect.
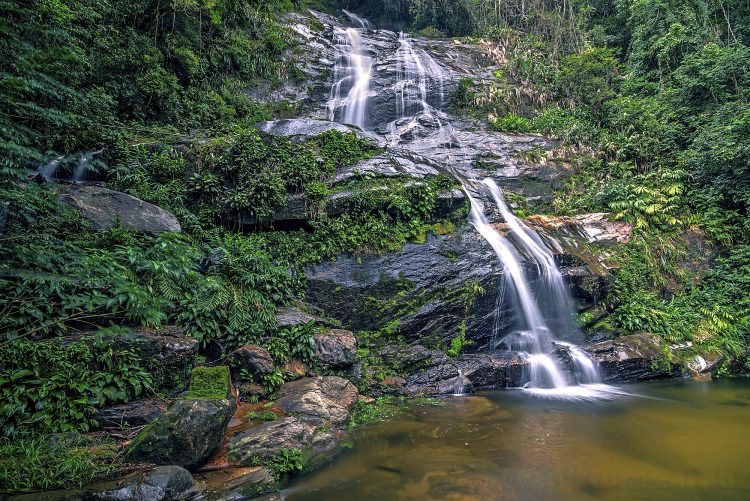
<box><xmin>0</xmin><ymin>434</ymin><xmax>119</xmax><ymax>493</ymax></box>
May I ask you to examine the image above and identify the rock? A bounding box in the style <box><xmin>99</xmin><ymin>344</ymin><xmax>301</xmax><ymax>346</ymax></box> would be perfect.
<box><xmin>380</xmin><ymin>344</ymin><xmax>434</xmax><ymax>371</ymax></box>
<box><xmin>227</xmin><ymin>416</ymin><xmax>347</xmax><ymax>472</ymax></box>
<box><xmin>375</xmin><ymin>376</ymin><xmax>407</xmax><ymax>396</ymax></box>
<box><xmin>405</xmin><ymin>352</ymin><xmax>528</xmax><ymax>395</ymax></box>
<box><xmin>88</xmin><ymin>465</ymin><xmax>202</xmax><ymax>501</ymax></box>
<box><xmin>187</xmin><ymin>366</ymin><xmax>231</xmax><ymax>399</ymax></box>
<box><xmin>685</xmin><ymin>352</ymin><xmax>724</xmax><ymax>380</ymax></box>
<box><xmin>238</xmin><ymin>382</ymin><xmax>267</xmax><ymax>402</ymax></box>
<box><xmin>256</xmin><ymin>119</ymin><xmax>372</xmax><ymax>142</ymax></box>
<box><xmin>97</xmin><ymin>398</ymin><xmax>167</xmax><ymax>429</ymax></box>
<box><xmin>585</xmin><ymin>333</ymin><xmax>683</xmax><ymax>382</ymax></box>
<box><xmin>528</xmin><ymin>213</ymin><xmax>632</xmax><ymax>247</ymax></box>
<box><xmin>58</xmin><ymin>184</ymin><xmax>181</xmax><ymax>232</ymax></box>
<box><xmin>306</xmin><ymin>230</ymin><xmax>509</xmax><ymax>350</ymax></box>
<box><xmin>313</xmin><ymin>329</ymin><xmax>357</xmax><ymax>367</ymax></box>
<box><xmin>278</xmin><ymin>359</ymin><xmax>311</xmax><ymax>381</ymax></box>
<box><xmin>276</xmin><ymin>306</ymin><xmax>321</xmax><ymax>329</ymax></box>
<box><xmin>127</xmin><ymin>399</ymin><xmax>236</xmax><ymax>470</ymax></box>
<box><xmin>197</xmin><ymin>467</ymin><xmax>277</xmax><ymax>500</ymax></box>
<box><xmin>230</xmin><ymin>345</ymin><xmax>274</xmax><ymax>377</ymax></box>
<box><xmin>274</xmin><ymin>376</ymin><xmax>359</xmax><ymax>426</ymax></box>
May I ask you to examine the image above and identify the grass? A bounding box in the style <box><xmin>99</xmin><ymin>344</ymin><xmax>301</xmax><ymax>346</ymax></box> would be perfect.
<box><xmin>0</xmin><ymin>434</ymin><xmax>117</xmax><ymax>493</ymax></box>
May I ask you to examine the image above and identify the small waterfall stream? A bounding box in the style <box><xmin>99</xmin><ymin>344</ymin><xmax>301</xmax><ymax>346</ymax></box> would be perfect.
<box><xmin>327</xmin><ymin>11</ymin><xmax>620</xmax><ymax>400</ymax></box>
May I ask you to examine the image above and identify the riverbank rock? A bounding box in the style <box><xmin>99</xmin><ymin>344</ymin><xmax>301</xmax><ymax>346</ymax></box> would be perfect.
<box><xmin>57</xmin><ymin>184</ymin><xmax>181</xmax><ymax>232</ymax></box>
<box><xmin>97</xmin><ymin>398</ymin><xmax>167</xmax><ymax>429</ymax></box>
<box><xmin>275</xmin><ymin>376</ymin><xmax>359</xmax><ymax>426</ymax></box>
<box><xmin>88</xmin><ymin>466</ymin><xmax>202</xmax><ymax>501</ymax></box>
<box><xmin>230</xmin><ymin>345</ymin><xmax>274</xmax><ymax>377</ymax></box>
<box><xmin>127</xmin><ymin>398</ymin><xmax>236</xmax><ymax>470</ymax></box>
<box><xmin>227</xmin><ymin>416</ymin><xmax>345</xmax><ymax>473</ymax></box>
<box><xmin>313</xmin><ymin>329</ymin><xmax>357</xmax><ymax>368</ymax></box>
<box><xmin>585</xmin><ymin>333</ymin><xmax>683</xmax><ymax>382</ymax></box>
<box><xmin>196</xmin><ymin>467</ymin><xmax>277</xmax><ymax>500</ymax></box>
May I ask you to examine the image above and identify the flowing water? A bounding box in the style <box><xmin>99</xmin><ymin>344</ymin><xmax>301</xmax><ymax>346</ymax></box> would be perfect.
<box><xmin>325</xmin><ymin>13</ymin><xmax>615</xmax><ymax>398</ymax></box>
<box><xmin>272</xmin><ymin>380</ymin><xmax>750</xmax><ymax>501</ymax></box>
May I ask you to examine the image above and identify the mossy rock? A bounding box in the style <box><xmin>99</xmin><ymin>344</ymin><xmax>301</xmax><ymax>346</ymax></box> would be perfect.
<box><xmin>187</xmin><ymin>366</ymin><xmax>231</xmax><ymax>399</ymax></box>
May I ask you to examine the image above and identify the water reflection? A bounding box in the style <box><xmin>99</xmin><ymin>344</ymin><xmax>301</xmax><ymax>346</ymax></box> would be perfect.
<box><xmin>277</xmin><ymin>380</ymin><xmax>750</xmax><ymax>501</ymax></box>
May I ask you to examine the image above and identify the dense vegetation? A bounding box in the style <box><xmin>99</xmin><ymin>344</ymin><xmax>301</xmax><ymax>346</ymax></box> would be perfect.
<box><xmin>2</xmin><ymin>0</ymin><xmax>749</xmax><ymax>494</ymax></box>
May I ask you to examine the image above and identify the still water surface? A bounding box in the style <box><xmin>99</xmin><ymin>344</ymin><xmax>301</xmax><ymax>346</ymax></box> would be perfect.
<box><xmin>279</xmin><ymin>380</ymin><xmax>750</xmax><ymax>501</ymax></box>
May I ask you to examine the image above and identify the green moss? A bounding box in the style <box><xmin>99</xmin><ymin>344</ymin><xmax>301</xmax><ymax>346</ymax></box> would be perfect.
<box><xmin>186</xmin><ymin>366</ymin><xmax>231</xmax><ymax>400</ymax></box>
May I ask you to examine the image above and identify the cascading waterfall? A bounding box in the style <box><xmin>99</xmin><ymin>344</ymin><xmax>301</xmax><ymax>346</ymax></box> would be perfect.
<box><xmin>327</xmin><ymin>25</ymin><xmax>373</xmax><ymax>129</ymax></box>
<box><xmin>328</xmin><ymin>11</ymin><xmax>621</xmax><ymax>400</ymax></box>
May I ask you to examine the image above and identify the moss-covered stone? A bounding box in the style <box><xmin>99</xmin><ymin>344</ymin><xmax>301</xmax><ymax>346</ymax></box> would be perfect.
<box><xmin>187</xmin><ymin>366</ymin><xmax>231</xmax><ymax>400</ymax></box>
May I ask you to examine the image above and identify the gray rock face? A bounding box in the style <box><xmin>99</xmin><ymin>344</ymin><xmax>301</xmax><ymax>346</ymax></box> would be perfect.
<box><xmin>127</xmin><ymin>399</ymin><xmax>236</xmax><ymax>470</ymax></box>
<box><xmin>276</xmin><ymin>306</ymin><xmax>318</xmax><ymax>329</ymax></box>
<box><xmin>313</xmin><ymin>329</ymin><xmax>357</xmax><ymax>367</ymax></box>
<box><xmin>306</xmin><ymin>230</ymin><xmax>508</xmax><ymax>350</ymax></box>
<box><xmin>275</xmin><ymin>376</ymin><xmax>359</xmax><ymax>426</ymax></box>
<box><xmin>230</xmin><ymin>345</ymin><xmax>274</xmax><ymax>377</ymax></box>
<box><xmin>585</xmin><ymin>333</ymin><xmax>683</xmax><ymax>382</ymax></box>
<box><xmin>96</xmin><ymin>398</ymin><xmax>167</xmax><ymax>429</ymax></box>
<box><xmin>89</xmin><ymin>466</ymin><xmax>201</xmax><ymax>501</ymax></box>
<box><xmin>58</xmin><ymin>184</ymin><xmax>181</xmax><ymax>232</ymax></box>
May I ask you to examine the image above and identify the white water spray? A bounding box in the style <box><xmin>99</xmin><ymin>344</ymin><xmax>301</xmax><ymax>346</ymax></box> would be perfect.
<box><xmin>327</xmin><ymin>26</ymin><xmax>373</xmax><ymax>129</ymax></box>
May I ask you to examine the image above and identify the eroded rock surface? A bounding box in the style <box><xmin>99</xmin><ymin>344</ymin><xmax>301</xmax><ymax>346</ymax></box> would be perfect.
<box><xmin>230</xmin><ymin>345</ymin><xmax>275</xmax><ymax>377</ymax></box>
<box><xmin>275</xmin><ymin>376</ymin><xmax>358</xmax><ymax>426</ymax></box>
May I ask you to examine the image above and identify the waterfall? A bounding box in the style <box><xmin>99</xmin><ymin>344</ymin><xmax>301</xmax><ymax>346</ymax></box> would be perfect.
<box><xmin>326</xmin><ymin>10</ymin><xmax>619</xmax><ymax>399</ymax></box>
<box><xmin>327</xmin><ymin>26</ymin><xmax>373</xmax><ymax>129</ymax></box>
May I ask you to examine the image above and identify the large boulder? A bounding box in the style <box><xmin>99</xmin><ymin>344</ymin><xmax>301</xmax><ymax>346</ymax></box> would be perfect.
<box><xmin>274</xmin><ymin>376</ymin><xmax>358</xmax><ymax>426</ymax></box>
<box><xmin>127</xmin><ymin>399</ymin><xmax>236</xmax><ymax>470</ymax></box>
<box><xmin>87</xmin><ymin>465</ymin><xmax>202</xmax><ymax>501</ymax></box>
<box><xmin>313</xmin><ymin>329</ymin><xmax>357</xmax><ymax>368</ymax></box>
<box><xmin>585</xmin><ymin>333</ymin><xmax>684</xmax><ymax>382</ymax></box>
<box><xmin>229</xmin><ymin>345</ymin><xmax>274</xmax><ymax>377</ymax></box>
<box><xmin>227</xmin><ymin>416</ymin><xmax>345</xmax><ymax>473</ymax></box>
<box><xmin>58</xmin><ymin>184</ymin><xmax>181</xmax><ymax>232</ymax></box>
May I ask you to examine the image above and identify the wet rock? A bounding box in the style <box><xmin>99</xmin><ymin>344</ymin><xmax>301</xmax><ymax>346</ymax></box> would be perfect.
<box><xmin>97</xmin><ymin>398</ymin><xmax>167</xmax><ymax>429</ymax></box>
<box><xmin>685</xmin><ymin>352</ymin><xmax>724</xmax><ymax>381</ymax></box>
<box><xmin>127</xmin><ymin>399</ymin><xmax>236</xmax><ymax>470</ymax></box>
<box><xmin>230</xmin><ymin>345</ymin><xmax>274</xmax><ymax>377</ymax></box>
<box><xmin>458</xmin><ymin>353</ymin><xmax>528</xmax><ymax>390</ymax></box>
<box><xmin>585</xmin><ymin>333</ymin><xmax>683</xmax><ymax>382</ymax></box>
<box><xmin>277</xmin><ymin>305</ymin><xmax>334</xmax><ymax>329</ymax></box>
<box><xmin>306</xmin><ymin>230</ymin><xmax>508</xmax><ymax>350</ymax></box>
<box><xmin>57</xmin><ymin>184</ymin><xmax>181</xmax><ymax>232</ymax></box>
<box><xmin>405</xmin><ymin>352</ymin><xmax>528</xmax><ymax>395</ymax></box>
<box><xmin>227</xmin><ymin>416</ymin><xmax>347</xmax><ymax>472</ymax></box>
<box><xmin>88</xmin><ymin>465</ymin><xmax>202</xmax><ymax>501</ymax></box>
<box><xmin>274</xmin><ymin>376</ymin><xmax>359</xmax><ymax>426</ymax></box>
<box><xmin>332</xmin><ymin>149</ymin><xmax>442</xmax><ymax>183</ymax></box>
<box><xmin>197</xmin><ymin>467</ymin><xmax>277</xmax><ymax>500</ymax></box>
<box><xmin>313</xmin><ymin>329</ymin><xmax>357</xmax><ymax>367</ymax></box>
